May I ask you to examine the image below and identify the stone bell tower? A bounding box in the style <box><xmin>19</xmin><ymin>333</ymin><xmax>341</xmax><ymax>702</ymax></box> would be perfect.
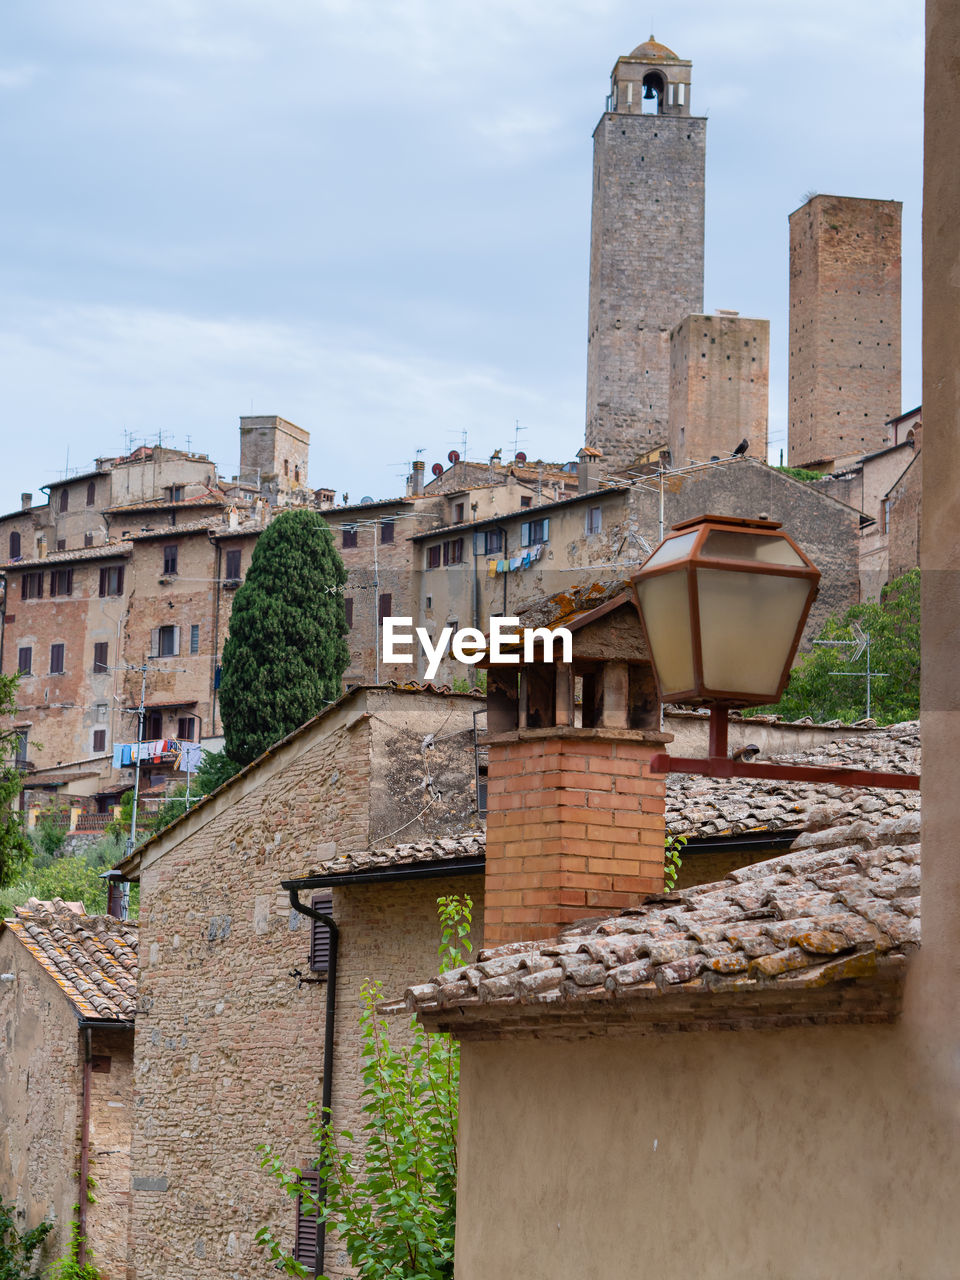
<box><xmin>585</xmin><ymin>38</ymin><xmax>706</xmax><ymax>471</ymax></box>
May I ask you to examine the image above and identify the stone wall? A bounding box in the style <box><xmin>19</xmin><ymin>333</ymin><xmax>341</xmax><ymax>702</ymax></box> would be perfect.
<box><xmin>129</xmin><ymin>688</ymin><xmax>483</xmax><ymax>1280</ymax></box>
<box><xmin>0</xmin><ymin>931</ymin><xmax>84</xmax><ymax>1269</ymax></box>
<box><xmin>888</xmin><ymin>452</ymin><xmax>922</xmax><ymax>580</ymax></box>
<box><xmin>668</xmin><ymin>314</ymin><xmax>769</xmax><ymax>467</ymax></box>
<box><xmin>87</xmin><ymin>1027</ymin><xmax>135</xmax><ymax>1280</ymax></box>
<box><xmin>788</xmin><ymin>195</ymin><xmax>902</xmax><ymax>467</ymax></box>
<box><xmin>586</xmin><ymin>108</ymin><xmax>706</xmax><ymax>468</ymax></box>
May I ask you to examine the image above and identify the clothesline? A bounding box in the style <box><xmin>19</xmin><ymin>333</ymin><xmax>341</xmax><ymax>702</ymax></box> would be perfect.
<box><xmin>488</xmin><ymin>543</ymin><xmax>545</xmax><ymax>576</ymax></box>
<box><xmin>112</xmin><ymin>740</ymin><xmax>204</xmax><ymax>772</ymax></box>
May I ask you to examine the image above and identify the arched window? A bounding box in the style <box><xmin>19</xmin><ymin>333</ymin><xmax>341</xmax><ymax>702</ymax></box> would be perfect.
<box><xmin>86</xmin><ymin>481</ymin><xmax>96</xmax><ymax>507</ymax></box>
<box><xmin>9</xmin><ymin>531</ymin><xmax>20</xmax><ymax>559</ymax></box>
<box><xmin>641</xmin><ymin>71</ymin><xmax>665</xmax><ymax>114</ymax></box>
<box><xmin>58</xmin><ymin>488</ymin><xmax>68</xmax><ymax>513</ymax></box>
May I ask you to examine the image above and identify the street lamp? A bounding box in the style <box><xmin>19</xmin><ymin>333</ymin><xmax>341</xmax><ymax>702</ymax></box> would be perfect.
<box><xmin>631</xmin><ymin>514</ymin><xmax>918</xmax><ymax>790</ymax></box>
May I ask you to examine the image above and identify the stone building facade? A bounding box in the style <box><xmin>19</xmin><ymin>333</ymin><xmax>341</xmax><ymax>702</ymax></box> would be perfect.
<box><xmin>116</xmin><ymin>686</ymin><xmax>485</xmax><ymax>1280</ymax></box>
<box><xmin>668</xmin><ymin>313</ymin><xmax>769</xmax><ymax>467</ymax></box>
<box><xmin>585</xmin><ymin>37</ymin><xmax>706</xmax><ymax>468</ymax></box>
<box><xmin>788</xmin><ymin>194</ymin><xmax>902</xmax><ymax>467</ymax></box>
<box><xmin>0</xmin><ymin>903</ymin><xmax>137</xmax><ymax>1278</ymax></box>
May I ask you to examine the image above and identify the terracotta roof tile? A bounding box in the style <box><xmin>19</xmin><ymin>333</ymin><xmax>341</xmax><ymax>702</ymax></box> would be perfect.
<box><xmin>3</xmin><ymin>900</ymin><xmax>137</xmax><ymax>1021</ymax></box>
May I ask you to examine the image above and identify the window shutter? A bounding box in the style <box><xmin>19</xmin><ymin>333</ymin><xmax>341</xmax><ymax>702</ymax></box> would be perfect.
<box><xmin>520</xmin><ymin>522</ymin><xmax>530</xmax><ymax>547</ymax></box>
<box><xmin>99</xmin><ymin>568</ymin><xmax>107</xmax><ymax>598</ymax></box>
<box><xmin>294</xmin><ymin>1167</ymin><xmax>321</xmax><ymax>1270</ymax></box>
<box><xmin>172</xmin><ymin>626</ymin><xmax>181</xmax><ymax>656</ymax></box>
<box><xmin>541</xmin><ymin>518</ymin><xmax>549</xmax><ymax>542</ymax></box>
<box><xmin>150</xmin><ymin>629</ymin><xmax>160</xmax><ymax>658</ymax></box>
<box><xmin>117</xmin><ymin>566</ymin><xmax>125</xmax><ymax>594</ymax></box>
<box><xmin>309</xmin><ymin>893</ymin><xmax>333</xmax><ymax>974</ymax></box>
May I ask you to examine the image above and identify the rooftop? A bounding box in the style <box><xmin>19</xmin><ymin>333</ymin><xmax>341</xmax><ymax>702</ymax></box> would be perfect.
<box><xmin>396</xmin><ymin>810</ymin><xmax>918</xmax><ymax>1036</ymax></box>
<box><xmin>3</xmin><ymin>900</ymin><xmax>138</xmax><ymax>1022</ymax></box>
<box><xmin>627</xmin><ymin>36</ymin><xmax>682</xmax><ymax>62</ymax></box>
<box><xmin>5</xmin><ymin>541</ymin><xmax>133</xmax><ymax>569</ymax></box>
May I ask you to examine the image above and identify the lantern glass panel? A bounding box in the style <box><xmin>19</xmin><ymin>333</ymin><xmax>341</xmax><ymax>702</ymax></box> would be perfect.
<box><xmin>696</xmin><ymin>568</ymin><xmax>812</xmax><ymax>698</ymax></box>
<box><xmin>701</xmin><ymin>530</ymin><xmax>805</xmax><ymax>566</ymax></box>
<box><xmin>634</xmin><ymin>570</ymin><xmax>695</xmax><ymax>695</ymax></box>
<box><xmin>641</xmin><ymin>529</ymin><xmax>700</xmax><ymax>570</ymax></box>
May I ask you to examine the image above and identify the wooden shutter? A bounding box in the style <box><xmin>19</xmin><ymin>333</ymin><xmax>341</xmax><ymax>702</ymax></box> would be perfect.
<box><xmin>99</xmin><ymin>567</ymin><xmax>107</xmax><ymax>598</ymax></box>
<box><xmin>344</xmin><ymin>598</ymin><xmax>353</xmax><ymax>628</ymax></box>
<box><xmin>520</xmin><ymin>522</ymin><xmax>530</xmax><ymax>547</ymax></box>
<box><xmin>309</xmin><ymin>893</ymin><xmax>333</xmax><ymax>974</ymax></box>
<box><xmin>93</xmin><ymin>642</ymin><xmax>108</xmax><ymax>673</ymax></box>
<box><xmin>171</xmin><ymin>626</ymin><xmax>181</xmax><ymax>656</ymax></box>
<box><xmin>149</xmin><ymin>628</ymin><xmax>160</xmax><ymax>658</ymax></box>
<box><xmin>378</xmin><ymin>594</ymin><xmax>392</xmax><ymax>622</ymax></box>
<box><xmin>294</xmin><ymin>1167</ymin><xmax>321</xmax><ymax>1270</ymax></box>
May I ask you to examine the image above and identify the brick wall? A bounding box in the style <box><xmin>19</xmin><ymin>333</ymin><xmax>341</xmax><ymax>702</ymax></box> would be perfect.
<box><xmin>888</xmin><ymin>453</ymin><xmax>922</xmax><ymax>580</ymax></box>
<box><xmin>586</xmin><ymin>109</ymin><xmax>706</xmax><ymax>468</ymax></box>
<box><xmin>788</xmin><ymin>195</ymin><xmax>902</xmax><ymax>467</ymax></box>
<box><xmin>484</xmin><ymin>731</ymin><xmax>666</xmax><ymax>944</ymax></box>
<box><xmin>87</xmin><ymin>1028</ymin><xmax>135</xmax><ymax>1280</ymax></box>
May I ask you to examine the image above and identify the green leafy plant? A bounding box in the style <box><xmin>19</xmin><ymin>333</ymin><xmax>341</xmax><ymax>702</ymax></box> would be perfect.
<box><xmin>257</xmin><ymin>894</ymin><xmax>472</xmax><ymax>1279</ymax></box>
<box><xmin>0</xmin><ymin>836</ymin><xmax>139</xmax><ymax>920</ymax></box>
<box><xmin>31</xmin><ymin>815</ymin><xmax>67</xmax><ymax>861</ymax></box>
<box><xmin>663</xmin><ymin>831</ymin><xmax>687</xmax><ymax>891</ymax></box>
<box><xmin>0</xmin><ymin>1197</ymin><xmax>52</xmax><ymax>1280</ymax></box>
<box><xmin>745</xmin><ymin>568</ymin><xmax>920</xmax><ymax>725</ymax></box>
<box><xmin>777</xmin><ymin>465</ymin><xmax>823</xmax><ymax>483</ymax></box>
<box><xmin>46</xmin><ymin>1219</ymin><xmax>101</xmax><ymax>1280</ymax></box>
<box><xmin>219</xmin><ymin>509</ymin><xmax>349</xmax><ymax>767</ymax></box>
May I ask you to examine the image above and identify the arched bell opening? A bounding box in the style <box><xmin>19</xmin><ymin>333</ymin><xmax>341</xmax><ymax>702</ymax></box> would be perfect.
<box><xmin>641</xmin><ymin>71</ymin><xmax>665</xmax><ymax>114</ymax></box>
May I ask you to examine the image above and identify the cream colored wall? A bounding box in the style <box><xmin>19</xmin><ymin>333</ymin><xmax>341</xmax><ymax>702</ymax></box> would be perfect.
<box><xmin>455</xmin><ymin>1022</ymin><xmax>960</xmax><ymax>1279</ymax></box>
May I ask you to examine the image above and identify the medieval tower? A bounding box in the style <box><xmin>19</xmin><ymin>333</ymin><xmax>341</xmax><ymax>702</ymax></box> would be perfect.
<box><xmin>585</xmin><ymin>38</ymin><xmax>706</xmax><ymax>470</ymax></box>
<box><xmin>788</xmin><ymin>194</ymin><xmax>902</xmax><ymax>468</ymax></box>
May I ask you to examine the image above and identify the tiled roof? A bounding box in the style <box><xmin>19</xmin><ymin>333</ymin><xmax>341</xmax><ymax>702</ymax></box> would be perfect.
<box><xmin>667</xmin><ymin>722</ymin><xmax>919</xmax><ymax>840</ymax></box>
<box><xmin>128</xmin><ymin>518</ymin><xmax>258</xmax><ymax>540</ymax></box>
<box><xmin>397</xmin><ymin>808</ymin><xmax>919</xmax><ymax>1032</ymax></box>
<box><xmin>7</xmin><ymin>541</ymin><xmax>132</xmax><ymax>568</ymax></box>
<box><xmin>316</xmin><ymin>833</ymin><xmax>485</xmax><ymax>879</ymax></box>
<box><xmin>105</xmin><ymin>492</ymin><xmax>224</xmax><ymax>514</ymax></box>
<box><xmin>3</xmin><ymin>900</ymin><xmax>138</xmax><ymax>1021</ymax></box>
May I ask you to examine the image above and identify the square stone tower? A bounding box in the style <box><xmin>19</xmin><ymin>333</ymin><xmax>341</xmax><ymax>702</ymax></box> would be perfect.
<box><xmin>585</xmin><ymin>38</ymin><xmax>706</xmax><ymax>471</ymax></box>
<box><xmin>238</xmin><ymin>415</ymin><xmax>310</xmax><ymax>503</ymax></box>
<box><xmin>668</xmin><ymin>312</ymin><xmax>770</xmax><ymax>467</ymax></box>
<box><xmin>788</xmin><ymin>195</ymin><xmax>902</xmax><ymax>468</ymax></box>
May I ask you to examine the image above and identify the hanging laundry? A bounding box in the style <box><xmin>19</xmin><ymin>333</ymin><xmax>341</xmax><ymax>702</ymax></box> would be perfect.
<box><xmin>178</xmin><ymin>743</ymin><xmax>203</xmax><ymax>773</ymax></box>
<box><xmin>509</xmin><ymin>556</ymin><xmax>521</xmax><ymax>571</ymax></box>
<box><xmin>112</xmin><ymin>744</ymin><xmax>124</xmax><ymax>768</ymax></box>
<box><xmin>487</xmin><ymin>560</ymin><xmax>497</xmax><ymax>578</ymax></box>
<box><xmin>121</xmin><ymin>745</ymin><xmax>133</xmax><ymax>766</ymax></box>
<box><xmin>521</xmin><ymin>551</ymin><xmax>531</xmax><ymax>568</ymax></box>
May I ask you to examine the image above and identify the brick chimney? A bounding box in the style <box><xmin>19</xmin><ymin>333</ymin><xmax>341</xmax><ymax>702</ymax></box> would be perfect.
<box><xmin>482</xmin><ymin>593</ymin><xmax>668</xmax><ymax>945</ymax></box>
<box><xmin>577</xmin><ymin>447</ymin><xmax>603</xmax><ymax>493</ymax></box>
<box><xmin>409</xmin><ymin>459</ymin><xmax>425</xmax><ymax>496</ymax></box>
<box><xmin>20</xmin><ymin>493</ymin><xmax>31</xmax><ymax>511</ymax></box>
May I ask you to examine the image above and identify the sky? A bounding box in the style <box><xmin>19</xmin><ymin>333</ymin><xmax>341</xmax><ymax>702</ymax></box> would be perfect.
<box><xmin>0</xmin><ymin>1</ymin><xmax>922</xmax><ymax>513</ymax></box>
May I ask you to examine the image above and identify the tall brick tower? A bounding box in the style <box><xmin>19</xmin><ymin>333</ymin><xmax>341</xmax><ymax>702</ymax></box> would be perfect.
<box><xmin>585</xmin><ymin>38</ymin><xmax>706</xmax><ymax>471</ymax></box>
<box><xmin>788</xmin><ymin>195</ymin><xmax>902</xmax><ymax>468</ymax></box>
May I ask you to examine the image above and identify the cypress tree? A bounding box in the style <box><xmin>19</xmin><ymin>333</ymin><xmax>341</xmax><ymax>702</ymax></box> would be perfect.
<box><xmin>219</xmin><ymin>509</ymin><xmax>350</xmax><ymax>766</ymax></box>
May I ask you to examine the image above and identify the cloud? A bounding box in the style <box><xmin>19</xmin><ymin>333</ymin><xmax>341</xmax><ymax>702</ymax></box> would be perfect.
<box><xmin>0</xmin><ymin>64</ymin><xmax>39</xmax><ymax>90</ymax></box>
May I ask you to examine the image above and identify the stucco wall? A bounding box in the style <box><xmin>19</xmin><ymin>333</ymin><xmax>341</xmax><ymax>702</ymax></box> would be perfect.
<box><xmin>454</xmin><ymin>1020</ymin><xmax>960</xmax><ymax>1278</ymax></box>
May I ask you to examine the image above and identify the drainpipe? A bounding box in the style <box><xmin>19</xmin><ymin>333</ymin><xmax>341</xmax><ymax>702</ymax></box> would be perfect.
<box><xmin>78</xmin><ymin>1026</ymin><xmax>92</xmax><ymax>1267</ymax></box>
<box><xmin>286</xmin><ymin>889</ymin><xmax>339</xmax><ymax>1277</ymax></box>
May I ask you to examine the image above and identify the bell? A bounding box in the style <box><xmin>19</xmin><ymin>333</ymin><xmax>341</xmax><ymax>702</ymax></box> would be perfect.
<box><xmin>643</xmin><ymin>83</ymin><xmax>656</xmax><ymax>99</ymax></box>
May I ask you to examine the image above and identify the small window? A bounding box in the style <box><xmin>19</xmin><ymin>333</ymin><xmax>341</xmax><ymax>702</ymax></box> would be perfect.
<box><xmin>8</xmin><ymin>532</ymin><xmax>20</xmax><ymax>559</ymax></box>
<box><xmin>84</xmin><ymin>532</ymin><xmax>93</xmax><ymax>547</ymax></box>
<box><xmin>50</xmin><ymin>644</ymin><xmax>65</xmax><ymax>675</ymax></box>
<box><xmin>427</xmin><ymin>545</ymin><xmax>441</xmax><ymax>569</ymax></box>
<box><xmin>309</xmin><ymin>892</ymin><xmax>333</xmax><ymax>973</ymax></box>
<box><xmin>882</xmin><ymin>498</ymin><xmax>891</xmax><ymax>535</ymax></box>
<box><xmin>163</xmin><ymin>545</ymin><xmax>178</xmax><ymax>576</ymax></box>
<box><xmin>147</xmin><ymin>711</ymin><xmax>163</xmax><ymax>739</ymax></box>
<box><xmin>18</xmin><ymin>647</ymin><xmax>32</xmax><ymax>676</ymax></box>
<box><xmin>294</xmin><ymin>1167</ymin><xmax>321</xmax><ymax>1272</ymax></box>
<box><xmin>520</xmin><ymin>518</ymin><xmax>549</xmax><ymax>547</ymax></box>
<box><xmin>380</xmin><ymin>521</ymin><xmax>394</xmax><ymax>545</ymax></box>
<box><xmin>151</xmin><ymin>625</ymin><xmax>180</xmax><ymax>658</ymax></box>
<box><xmin>56</xmin><ymin>539</ymin><xmax>66</xmax><ymax>552</ymax></box>
<box><xmin>177</xmin><ymin>717</ymin><xmax>196</xmax><ymax>741</ymax></box>
<box><xmin>93</xmin><ymin>642</ymin><xmax>109</xmax><ymax>673</ymax></box>
<box><xmin>344</xmin><ymin>597</ymin><xmax>354</xmax><ymax>628</ymax></box>
<box><xmin>190</xmin><ymin>624</ymin><xmax>200</xmax><ymax>654</ymax></box>
<box><xmin>93</xmin><ymin>729</ymin><xmax>106</xmax><ymax>753</ymax></box>
<box><xmin>14</xmin><ymin>728</ymin><xmax>28</xmax><ymax>765</ymax></box>
<box><xmin>284</xmin><ymin>459</ymin><xmax>289</xmax><ymax>476</ymax></box>
<box><xmin>485</xmin><ymin>529</ymin><xmax>503</xmax><ymax>554</ymax></box>
<box><xmin>99</xmin><ymin>565</ymin><xmax>125</xmax><ymax>597</ymax></box>
<box><xmin>454</xmin><ymin>502</ymin><xmax>465</xmax><ymax>523</ymax></box>
<box><xmin>225</xmin><ymin>549</ymin><xmax>241</xmax><ymax>581</ymax></box>
<box><xmin>20</xmin><ymin>572</ymin><xmax>42</xmax><ymax>600</ymax></box>
<box><xmin>520</xmin><ymin>496</ymin><xmax>532</xmax><ymax>509</ymax></box>
<box><xmin>294</xmin><ymin>465</ymin><xmax>300</xmax><ymax>483</ymax></box>
<box><xmin>50</xmin><ymin>569</ymin><xmax>73</xmax><ymax>597</ymax></box>
<box><xmin>58</xmin><ymin>488</ymin><xmax>69</xmax><ymax>513</ymax></box>
<box><xmin>378</xmin><ymin>593</ymin><xmax>392</xmax><ymax>622</ymax></box>
<box><xmin>86</xmin><ymin>481</ymin><xmax>96</xmax><ymax>507</ymax></box>
<box><xmin>342</xmin><ymin>526</ymin><xmax>358</xmax><ymax>549</ymax></box>
<box><xmin>586</xmin><ymin>506</ymin><xmax>602</xmax><ymax>534</ymax></box>
<box><xmin>95</xmin><ymin>702</ymin><xmax>107</xmax><ymax>722</ymax></box>
<box><xmin>442</xmin><ymin>538</ymin><xmax>463</xmax><ymax>566</ymax></box>
<box><xmin>171</xmin><ymin>486</ymin><xmax>184</xmax><ymax>503</ymax></box>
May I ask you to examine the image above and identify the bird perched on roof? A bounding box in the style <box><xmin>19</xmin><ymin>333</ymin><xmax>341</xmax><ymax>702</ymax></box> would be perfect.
<box><xmin>732</xmin><ymin>743</ymin><xmax>761</xmax><ymax>762</ymax></box>
<box><xmin>732</xmin><ymin>438</ymin><xmax>750</xmax><ymax>457</ymax></box>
